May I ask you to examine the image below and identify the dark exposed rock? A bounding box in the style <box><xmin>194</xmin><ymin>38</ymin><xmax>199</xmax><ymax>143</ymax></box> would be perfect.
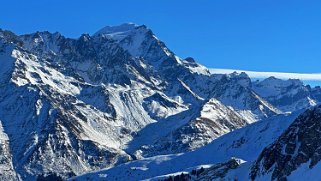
<box><xmin>161</xmin><ymin>157</ymin><xmax>244</xmax><ymax>181</ymax></box>
<box><xmin>251</xmin><ymin>105</ymin><xmax>321</xmax><ymax>180</ymax></box>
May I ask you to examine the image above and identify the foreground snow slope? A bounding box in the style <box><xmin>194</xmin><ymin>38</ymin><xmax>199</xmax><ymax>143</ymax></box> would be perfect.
<box><xmin>72</xmin><ymin>111</ymin><xmax>302</xmax><ymax>181</ymax></box>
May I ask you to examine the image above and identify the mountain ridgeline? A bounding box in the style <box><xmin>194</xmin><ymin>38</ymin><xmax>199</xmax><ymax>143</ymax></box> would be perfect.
<box><xmin>0</xmin><ymin>23</ymin><xmax>320</xmax><ymax>180</ymax></box>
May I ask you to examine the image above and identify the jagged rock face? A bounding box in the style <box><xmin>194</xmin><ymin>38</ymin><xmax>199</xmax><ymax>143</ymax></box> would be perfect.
<box><xmin>0</xmin><ymin>49</ymin><xmax>132</xmax><ymax>179</ymax></box>
<box><xmin>0</xmin><ymin>121</ymin><xmax>18</xmax><ymax>181</ymax></box>
<box><xmin>210</xmin><ymin>74</ymin><xmax>282</xmax><ymax>123</ymax></box>
<box><xmin>311</xmin><ymin>86</ymin><xmax>321</xmax><ymax>101</ymax></box>
<box><xmin>0</xmin><ymin>34</ymin><xmax>143</xmax><ymax>179</ymax></box>
<box><xmin>160</xmin><ymin>157</ymin><xmax>244</xmax><ymax>181</ymax></box>
<box><xmin>0</xmin><ymin>23</ymin><xmax>289</xmax><ymax>180</ymax></box>
<box><xmin>250</xmin><ymin>106</ymin><xmax>321</xmax><ymax>180</ymax></box>
<box><xmin>253</xmin><ymin>77</ymin><xmax>318</xmax><ymax>112</ymax></box>
<box><xmin>134</xmin><ymin>99</ymin><xmax>248</xmax><ymax>158</ymax></box>
<box><xmin>196</xmin><ymin>158</ymin><xmax>244</xmax><ymax>181</ymax></box>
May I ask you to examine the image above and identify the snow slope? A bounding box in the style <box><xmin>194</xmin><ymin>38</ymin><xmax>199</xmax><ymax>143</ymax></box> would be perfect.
<box><xmin>126</xmin><ymin>98</ymin><xmax>249</xmax><ymax>159</ymax></box>
<box><xmin>72</xmin><ymin>111</ymin><xmax>302</xmax><ymax>181</ymax></box>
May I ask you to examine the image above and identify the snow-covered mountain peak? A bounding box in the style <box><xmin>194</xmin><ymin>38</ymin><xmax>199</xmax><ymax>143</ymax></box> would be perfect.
<box><xmin>258</xmin><ymin>76</ymin><xmax>303</xmax><ymax>87</ymax></box>
<box><xmin>93</xmin><ymin>23</ymin><xmax>148</xmax><ymax>42</ymax></box>
<box><xmin>228</xmin><ymin>71</ymin><xmax>250</xmax><ymax>81</ymax></box>
<box><xmin>225</xmin><ymin>71</ymin><xmax>252</xmax><ymax>87</ymax></box>
<box><xmin>94</xmin><ymin>23</ymin><xmax>140</xmax><ymax>36</ymax></box>
<box><xmin>252</xmin><ymin>76</ymin><xmax>317</xmax><ymax>112</ymax></box>
<box><xmin>79</xmin><ymin>33</ymin><xmax>91</xmax><ymax>42</ymax></box>
<box><xmin>184</xmin><ymin>57</ymin><xmax>196</xmax><ymax>63</ymax></box>
<box><xmin>93</xmin><ymin>23</ymin><xmax>178</xmax><ymax>68</ymax></box>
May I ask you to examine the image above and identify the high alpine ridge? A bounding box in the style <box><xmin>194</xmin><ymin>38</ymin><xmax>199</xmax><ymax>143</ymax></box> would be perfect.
<box><xmin>0</xmin><ymin>24</ymin><xmax>320</xmax><ymax>180</ymax></box>
<box><xmin>252</xmin><ymin>77</ymin><xmax>319</xmax><ymax>113</ymax></box>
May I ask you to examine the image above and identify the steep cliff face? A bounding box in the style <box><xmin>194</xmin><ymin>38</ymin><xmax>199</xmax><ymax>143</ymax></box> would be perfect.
<box><xmin>0</xmin><ymin>121</ymin><xmax>18</xmax><ymax>181</ymax></box>
<box><xmin>251</xmin><ymin>106</ymin><xmax>321</xmax><ymax>181</ymax></box>
<box><xmin>0</xmin><ymin>45</ymin><xmax>132</xmax><ymax>179</ymax></box>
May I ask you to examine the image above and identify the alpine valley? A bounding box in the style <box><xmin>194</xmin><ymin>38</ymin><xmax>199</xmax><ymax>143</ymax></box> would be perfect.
<box><xmin>0</xmin><ymin>23</ymin><xmax>320</xmax><ymax>181</ymax></box>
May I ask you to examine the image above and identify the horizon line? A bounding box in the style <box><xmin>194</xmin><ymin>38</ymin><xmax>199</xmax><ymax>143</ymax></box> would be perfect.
<box><xmin>210</xmin><ymin>68</ymin><xmax>321</xmax><ymax>81</ymax></box>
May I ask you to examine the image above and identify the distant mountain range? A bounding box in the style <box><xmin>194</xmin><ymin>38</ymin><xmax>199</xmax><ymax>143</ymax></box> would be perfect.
<box><xmin>210</xmin><ymin>68</ymin><xmax>321</xmax><ymax>81</ymax></box>
<box><xmin>0</xmin><ymin>23</ymin><xmax>320</xmax><ymax>180</ymax></box>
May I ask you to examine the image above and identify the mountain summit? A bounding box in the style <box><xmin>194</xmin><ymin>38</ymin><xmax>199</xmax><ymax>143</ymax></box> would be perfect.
<box><xmin>94</xmin><ymin>23</ymin><xmax>140</xmax><ymax>36</ymax></box>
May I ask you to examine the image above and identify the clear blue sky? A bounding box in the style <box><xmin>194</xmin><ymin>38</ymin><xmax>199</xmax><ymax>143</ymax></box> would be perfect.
<box><xmin>1</xmin><ymin>0</ymin><xmax>321</xmax><ymax>73</ymax></box>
